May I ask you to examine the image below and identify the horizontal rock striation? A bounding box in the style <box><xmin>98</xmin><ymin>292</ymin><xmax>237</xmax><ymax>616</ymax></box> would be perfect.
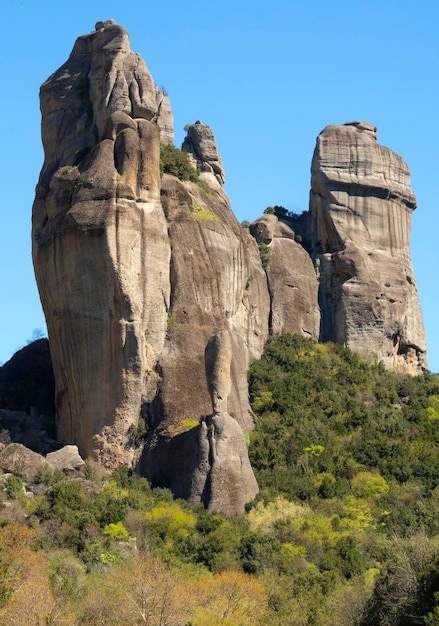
<box><xmin>309</xmin><ymin>121</ymin><xmax>427</xmax><ymax>374</ymax></box>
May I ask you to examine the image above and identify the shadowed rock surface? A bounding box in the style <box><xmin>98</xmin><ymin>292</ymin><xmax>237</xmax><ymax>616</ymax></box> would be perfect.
<box><xmin>309</xmin><ymin>121</ymin><xmax>427</xmax><ymax>374</ymax></box>
<box><xmin>0</xmin><ymin>339</ymin><xmax>54</xmax><ymax>416</ymax></box>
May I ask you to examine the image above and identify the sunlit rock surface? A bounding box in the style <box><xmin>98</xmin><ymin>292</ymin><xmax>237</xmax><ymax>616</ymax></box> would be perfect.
<box><xmin>32</xmin><ymin>21</ymin><xmax>267</xmax><ymax>512</ymax></box>
<box><xmin>309</xmin><ymin>121</ymin><xmax>427</xmax><ymax>374</ymax></box>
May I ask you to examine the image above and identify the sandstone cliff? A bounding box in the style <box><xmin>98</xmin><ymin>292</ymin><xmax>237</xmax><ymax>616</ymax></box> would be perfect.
<box><xmin>33</xmin><ymin>20</ymin><xmax>171</xmax><ymax>469</ymax></box>
<box><xmin>32</xmin><ymin>20</ymin><xmax>267</xmax><ymax>513</ymax></box>
<box><xmin>31</xmin><ymin>21</ymin><xmax>427</xmax><ymax>514</ymax></box>
<box><xmin>249</xmin><ymin>213</ymin><xmax>320</xmax><ymax>339</ymax></box>
<box><xmin>308</xmin><ymin>121</ymin><xmax>427</xmax><ymax>374</ymax></box>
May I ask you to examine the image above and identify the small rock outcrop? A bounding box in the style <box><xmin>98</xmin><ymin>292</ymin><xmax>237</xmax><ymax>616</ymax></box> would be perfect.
<box><xmin>309</xmin><ymin>121</ymin><xmax>427</xmax><ymax>374</ymax></box>
<box><xmin>182</xmin><ymin>121</ymin><xmax>226</xmax><ymax>187</ymax></box>
<box><xmin>46</xmin><ymin>445</ymin><xmax>85</xmax><ymax>473</ymax></box>
<box><xmin>250</xmin><ymin>214</ymin><xmax>320</xmax><ymax>338</ymax></box>
<box><xmin>0</xmin><ymin>443</ymin><xmax>86</xmax><ymax>481</ymax></box>
<box><xmin>0</xmin><ymin>443</ymin><xmax>51</xmax><ymax>482</ymax></box>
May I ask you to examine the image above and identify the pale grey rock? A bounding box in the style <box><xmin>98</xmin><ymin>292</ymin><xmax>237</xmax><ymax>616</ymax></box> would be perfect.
<box><xmin>205</xmin><ymin>331</ymin><xmax>233</xmax><ymax>414</ymax></box>
<box><xmin>182</xmin><ymin>121</ymin><xmax>226</xmax><ymax>185</ymax></box>
<box><xmin>187</xmin><ymin>329</ymin><xmax>259</xmax><ymax>513</ymax></box>
<box><xmin>310</xmin><ymin>121</ymin><xmax>427</xmax><ymax>374</ymax></box>
<box><xmin>250</xmin><ymin>214</ymin><xmax>320</xmax><ymax>338</ymax></box>
<box><xmin>0</xmin><ymin>443</ymin><xmax>51</xmax><ymax>482</ymax></box>
<box><xmin>46</xmin><ymin>445</ymin><xmax>85</xmax><ymax>472</ymax></box>
<box><xmin>268</xmin><ymin>237</ymin><xmax>320</xmax><ymax>338</ymax></box>
<box><xmin>33</xmin><ymin>21</ymin><xmax>171</xmax><ymax>467</ymax></box>
<box><xmin>155</xmin><ymin>91</ymin><xmax>174</xmax><ymax>144</ymax></box>
<box><xmin>192</xmin><ymin>412</ymin><xmax>259</xmax><ymax>514</ymax></box>
<box><xmin>250</xmin><ymin>214</ymin><xmax>279</xmax><ymax>244</ymax></box>
<box><xmin>138</xmin><ymin>175</ymin><xmax>268</xmax><ymax>512</ymax></box>
<box><xmin>250</xmin><ymin>214</ymin><xmax>296</xmax><ymax>245</ymax></box>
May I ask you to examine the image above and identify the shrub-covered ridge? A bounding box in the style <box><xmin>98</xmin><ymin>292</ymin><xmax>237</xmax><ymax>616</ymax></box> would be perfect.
<box><xmin>1</xmin><ymin>334</ymin><xmax>439</xmax><ymax>624</ymax></box>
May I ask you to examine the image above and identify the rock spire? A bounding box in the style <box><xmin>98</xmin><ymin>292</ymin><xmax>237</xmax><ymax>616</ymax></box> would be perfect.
<box><xmin>309</xmin><ymin>121</ymin><xmax>427</xmax><ymax>374</ymax></box>
<box><xmin>32</xmin><ymin>20</ymin><xmax>266</xmax><ymax>513</ymax></box>
<box><xmin>31</xmin><ymin>21</ymin><xmax>427</xmax><ymax>514</ymax></box>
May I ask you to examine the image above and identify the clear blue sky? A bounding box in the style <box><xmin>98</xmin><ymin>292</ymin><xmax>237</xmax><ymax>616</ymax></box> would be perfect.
<box><xmin>1</xmin><ymin>0</ymin><xmax>438</xmax><ymax>371</ymax></box>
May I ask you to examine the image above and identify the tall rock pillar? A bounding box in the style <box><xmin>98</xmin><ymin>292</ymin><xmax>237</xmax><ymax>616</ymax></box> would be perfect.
<box><xmin>310</xmin><ymin>121</ymin><xmax>427</xmax><ymax>374</ymax></box>
<box><xmin>32</xmin><ymin>21</ymin><xmax>172</xmax><ymax>466</ymax></box>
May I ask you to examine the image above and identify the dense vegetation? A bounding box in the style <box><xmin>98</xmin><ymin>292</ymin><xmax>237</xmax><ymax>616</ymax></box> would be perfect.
<box><xmin>159</xmin><ymin>142</ymin><xmax>200</xmax><ymax>182</ymax></box>
<box><xmin>159</xmin><ymin>142</ymin><xmax>213</xmax><ymax>196</ymax></box>
<box><xmin>1</xmin><ymin>334</ymin><xmax>439</xmax><ymax>624</ymax></box>
<box><xmin>248</xmin><ymin>334</ymin><xmax>439</xmax><ymax>624</ymax></box>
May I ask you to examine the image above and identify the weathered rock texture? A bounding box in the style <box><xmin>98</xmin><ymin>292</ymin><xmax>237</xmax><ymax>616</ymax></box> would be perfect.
<box><xmin>31</xmin><ymin>21</ymin><xmax>427</xmax><ymax>514</ymax></box>
<box><xmin>33</xmin><ymin>20</ymin><xmax>172</xmax><ymax>469</ymax></box>
<box><xmin>309</xmin><ymin>121</ymin><xmax>427</xmax><ymax>374</ymax></box>
<box><xmin>250</xmin><ymin>214</ymin><xmax>320</xmax><ymax>338</ymax></box>
<box><xmin>138</xmin><ymin>175</ymin><xmax>268</xmax><ymax>513</ymax></box>
<box><xmin>46</xmin><ymin>445</ymin><xmax>85</xmax><ymax>473</ymax></box>
<box><xmin>182</xmin><ymin>121</ymin><xmax>226</xmax><ymax>187</ymax></box>
<box><xmin>32</xmin><ymin>21</ymin><xmax>267</xmax><ymax>513</ymax></box>
<box><xmin>0</xmin><ymin>443</ymin><xmax>52</xmax><ymax>482</ymax></box>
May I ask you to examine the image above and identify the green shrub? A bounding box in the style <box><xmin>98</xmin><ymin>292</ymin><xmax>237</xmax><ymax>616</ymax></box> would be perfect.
<box><xmin>248</xmin><ymin>332</ymin><xmax>439</xmax><ymax>531</ymax></box>
<box><xmin>35</xmin><ymin>464</ymin><xmax>55</xmax><ymax>486</ymax></box>
<box><xmin>128</xmin><ymin>416</ymin><xmax>148</xmax><ymax>447</ymax></box>
<box><xmin>258</xmin><ymin>242</ymin><xmax>271</xmax><ymax>269</ymax></box>
<box><xmin>103</xmin><ymin>521</ymin><xmax>130</xmax><ymax>542</ymax></box>
<box><xmin>159</xmin><ymin>142</ymin><xmax>199</xmax><ymax>182</ymax></box>
<box><xmin>5</xmin><ymin>475</ymin><xmax>23</xmax><ymax>499</ymax></box>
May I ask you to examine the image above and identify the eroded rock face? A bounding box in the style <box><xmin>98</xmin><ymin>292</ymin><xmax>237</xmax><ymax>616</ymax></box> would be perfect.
<box><xmin>32</xmin><ymin>21</ymin><xmax>427</xmax><ymax>514</ymax></box>
<box><xmin>32</xmin><ymin>21</ymin><xmax>171</xmax><ymax>467</ymax></box>
<box><xmin>138</xmin><ymin>175</ymin><xmax>268</xmax><ymax>513</ymax></box>
<box><xmin>309</xmin><ymin>121</ymin><xmax>427</xmax><ymax>374</ymax></box>
<box><xmin>32</xmin><ymin>21</ymin><xmax>267</xmax><ymax>512</ymax></box>
<box><xmin>182</xmin><ymin>121</ymin><xmax>226</xmax><ymax>187</ymax></box>
<box><xmin>250</xmin><ymin>215</ymin><xmax>320</xmax><ymax>338</ymax></box>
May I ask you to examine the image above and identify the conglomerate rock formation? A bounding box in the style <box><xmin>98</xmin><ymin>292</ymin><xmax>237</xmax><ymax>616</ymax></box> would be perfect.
<box><xmin>308</xmin><ymin>121</ymin><xmax>427</xmax><ymax>374</ymax></box>
<box><xmin>249</xmin><ymin>213</ymin><xmax>320</xmax><ymax>338</ymax></box>
<box><xmin>31</xmin><ymin>21</ymin><xmax>427</xmax><ymax>513</ymax></box>
<box><xmin>32</xmin><ymin>20</ymin><xmax>267</xmax><ymax>513</ymax></box>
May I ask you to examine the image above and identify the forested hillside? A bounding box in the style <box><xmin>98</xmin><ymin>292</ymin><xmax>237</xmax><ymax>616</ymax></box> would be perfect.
<box><xmin>1</xmin><ymin>334</ymin><xmax>439</xmax><ymax>624</ymax></box>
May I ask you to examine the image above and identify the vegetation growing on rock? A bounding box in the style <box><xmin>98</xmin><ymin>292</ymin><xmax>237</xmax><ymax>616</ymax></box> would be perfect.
<box><xmin>159</xmin><ymin>142</ymin><xmax>200</xmax><ymax>183</ymax></box>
